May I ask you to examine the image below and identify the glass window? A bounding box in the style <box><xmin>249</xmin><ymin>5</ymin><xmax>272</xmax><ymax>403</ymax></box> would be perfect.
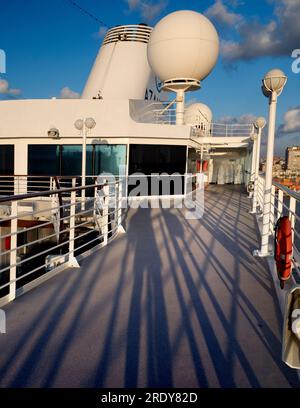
<box><xmin>0</xmin><ymin>145</ymin><xmax>14</xmax><ymax>195</ymax></box>
<box><xmin>94</xmin><ymin>145</ymin><xmax>126</xmax><ymax>176</ymax></box>
<box><xmin>0</xmin><ymin>145</ymin><xmax>14</xmax><ymax>175</ymax></box>
<box><xmin>129</xmin><ymin>145</ymin><xmax>186</xmax><ymax>195</ymax></box>
<box><xmin>61</xmin><ymin>145</ymin><xmax>94</xmax><ymax>176</ymax></box>
<box><xmin>129</xmin><ymin>145</ymin><xmax>186</xmax><ymax>174</ymax></box>
<box><xmin>28</xmin><ymin>145</ymin><xmax>60</xmax><ymax>175</ymax></box>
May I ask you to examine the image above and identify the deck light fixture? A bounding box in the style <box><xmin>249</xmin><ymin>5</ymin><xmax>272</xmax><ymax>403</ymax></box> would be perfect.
<box><xmin>85</xmin><ymin>117</ymin><xmax>96</xmax><ymax>129</ymax></box>
<box><xmin>254</xmin><ymin>69</ymin><xmax>287</xmax><ymax>256</ymax></box>
<box><xmin>47</xmin><ymin>127</ymin><xmax>60</xmax><ymax>139</ymax></box>
<box><xmin>74</xmin><ymin>119</ymin><xmax>84</xmax><ymax>131</ymax></box>
<box><xmin>74</xmin><ymin>117</ymin><xmax>96</xmax><ymax>209</ymax></box>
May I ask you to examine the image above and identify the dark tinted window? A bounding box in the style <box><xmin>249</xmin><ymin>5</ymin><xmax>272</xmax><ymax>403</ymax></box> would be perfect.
<box><xmin>28</xmin><ymin>145</ymin><xmax>60</xmax><ymax>175</ymax></box>
<box><xmin>61</xmin><ymin>145</ymin><xmax>94</xmax><ymax>176</ymax></box>
<box><xmin>129</xmin><ymin>145</ymin><xmax>186</xmax><ymax>195</ymax></box>
<box><xmin>129</xmin><ymin>145</ymin><xmax>186</xmax><ymax>174</ymax></box>
<box><xmin>0</xmin><ymin>145</ymin><xmax>14</xmax><ymax>175</ymax></box>
<box><xmin>0</xmin><ymin>145</ymin><xmax>14</xmax><ymax>195</ymax></box>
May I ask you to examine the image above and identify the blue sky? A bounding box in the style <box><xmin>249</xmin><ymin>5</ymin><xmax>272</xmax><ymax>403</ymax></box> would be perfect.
<box><xmin>0</xmin><ymin>0</ymin><xmax>299</xmax><ymax>155</ymax></box>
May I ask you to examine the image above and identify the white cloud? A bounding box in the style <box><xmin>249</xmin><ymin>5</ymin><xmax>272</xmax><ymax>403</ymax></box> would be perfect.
<box><xmin>220</xmin><ymin>0</ymin><xmax>300</xmax><ymax>61</ymax></box>
<box><xmin>124</xmin><ymin>0</ymin><xmax>167</xmax><ymax>22</ymax></box>
<box><xmin>279</xmin><ymin>107</ymin><xmax>300</xmax><ymax>134</ymax></box>
<box><xmin>97</xmin><ymin>26</ymin><xmax>108</xmax><ymax>38</ymax></box>
<box><xmin>59</xmin><ymin>86</ymin><xmax>80</xmax><ymax>99</ymax></box>
<box><xmin>0</xmin><ymin>79</ymin><xmax>21</xmax><ymax>96</ymax></box>
<box><xmin>205</xmin><ymin>0</ymin><xmax>243</xmax><ymax>26</ymax></box>
<box><xmin>127</xmin><ymin>0</ymin><xmax>140</xmax><ymax>10</ymax></box>
<box><xmin>217</xmin><ymin>113</ymin><xmax>257</xmax><ymax>124</ymax></box>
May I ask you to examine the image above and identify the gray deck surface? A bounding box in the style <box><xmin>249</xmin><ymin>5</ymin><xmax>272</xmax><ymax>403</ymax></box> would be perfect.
<box><xmin>0</xmin><ymin>185</ymin><xmax>298</xmax><ymax>388</ymax></box>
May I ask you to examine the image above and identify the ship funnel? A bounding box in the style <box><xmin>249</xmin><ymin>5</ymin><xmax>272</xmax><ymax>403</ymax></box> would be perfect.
<box><xmin>82</xmin><ymin>24</ymin><xmax>153</xmax><ymax>100</ymax></box>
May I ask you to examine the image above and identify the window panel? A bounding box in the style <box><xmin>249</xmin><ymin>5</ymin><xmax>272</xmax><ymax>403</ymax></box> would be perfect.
<box><xmin>94</xmin><ymin>145</ymin><xmax>126</xmax><ymax>176</ymax></box>
<box><xmin>28</xmin><ymin>145</ymin><xmax>60</xmax><ymax>175</ymax></box>
<box><xmin>0</xmin><ymin>145</ymin><xmax>14</xmax><ymax>175</ymax></box>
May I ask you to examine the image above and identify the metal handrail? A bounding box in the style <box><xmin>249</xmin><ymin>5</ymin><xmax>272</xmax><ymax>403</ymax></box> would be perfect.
<box><xmin>0</xmin><ymin>177</ymin><xmax>124</xmax><ymax>307</ymax></box>
<box><xmin>255</xmin><ymin>174</ymin><xmax>300</xmax><ymax>281</ymax></box>
<box><xmin>0</xmin><ymin>179</ymin><xmax>120</xmax><ymax>204</ymax></box>
<box><xmin>272</xmin><ymin>179</ymin><xmax>300</xmax><ymax>201</ymax></box>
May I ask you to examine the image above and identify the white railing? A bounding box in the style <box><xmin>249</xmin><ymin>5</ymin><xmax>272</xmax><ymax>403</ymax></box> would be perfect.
<box><xmin>134</xmin><ymin>102</ymin><xmax>254</xmax><ymax>137</ymax></box>
<box><xmin>0</xmin><ymin>175</ymin><xmax>100</xmax><ymax>196</ymax></box>
<box><xmin>191</xmin><ymin>123</ymin><xmax>254</xmax><ymax>138</ymax></box>
<box><xmin>0</xmin><ymin>177</ymin><xmax>124</xmax><ymax>307</ymax></box>
<box><xmin>132</xmin><ymin>101</ymin><xmax>177</xmax><ymax>125</ymax></box>
<box><xmin>0</xmin><ymin>173</ymin><xmax>203</xmax><ymax>306</ymax></box>
<box><xmin>256</xmin><ymin>174</ymin><xmax>300</xmax><ymax>281</ymax></box>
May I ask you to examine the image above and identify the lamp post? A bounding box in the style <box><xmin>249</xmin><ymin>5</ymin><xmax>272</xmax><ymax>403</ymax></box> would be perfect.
<box><xmin>250</xmin><ymin>117</ymin><xmax>266</xmax><ymax>213</ymax></box>
<box><xmin>249</xmin><ymin>131</ymin><xmax>257</xmax><ymax>195</ymax></box>
<box><xmin>74</xmin><ymin>117</ymin><xmax>96</xmax><ymax>209</ymax></box>
<box><xmin>254</xmin><ymin>69</ymin><xmax>287</xmax><ymax>257</ymax></box>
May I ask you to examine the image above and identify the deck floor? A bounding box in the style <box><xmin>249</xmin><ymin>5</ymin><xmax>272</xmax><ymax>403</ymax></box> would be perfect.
<box><xmin>0</xmin><ymin>185</ymin><xmax>298</xmax><ymax>388</ymax></box>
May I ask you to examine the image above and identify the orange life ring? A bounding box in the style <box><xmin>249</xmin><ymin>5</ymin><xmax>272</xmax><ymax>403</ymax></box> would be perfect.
<box><xmin>274</xmin><ymin>216</ymin><xmax>293</xmax><ymax>289</ymax></box>
<box><xmin>202</xmin><ymin>160</ymin><xmax>209</xmax><ymax>172</ymax></box>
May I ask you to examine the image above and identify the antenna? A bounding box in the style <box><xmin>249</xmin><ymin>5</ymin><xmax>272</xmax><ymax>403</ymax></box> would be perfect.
<box><xmin>147</xmin><ymin>11</ymin><xmax>219</xmax><ymax>125</ymax></box>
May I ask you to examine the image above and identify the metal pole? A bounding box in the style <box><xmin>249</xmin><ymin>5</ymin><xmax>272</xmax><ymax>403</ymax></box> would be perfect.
<box><xmin>9</xmin><ymin>201</ymin><xmax>18</xmax><ymax>301</ymax></box>
<box><xmin>200</xmin><ymin>146</ymin><xmax>203</xmax><ymax>173</ymax></box>
<box><xmin>250</xmin><ymin>136</ymin><xmax>257</xmax><ymax>183</ymax></box>
<box><xmin>68</xmin><ymin>178</ymin><xmax>79</xmax><ymax>268</ymax></box>
<box><xmin>251</xmin><ymin>127</ymin><xmax>262</xmax><ymax>213</ymax></box>
<box><xmin>176</xmin><ymin>89</ymin><xmax>185</xmax><ymax>125</ymax></box>
<box><xmin>256</xmin><ymin>91</ymin><xmax>277</xmax><ymax>256</ymax></box>
<box><xmin>81</xmin><ymin>120</ymin><xmax>86</xmax><ymax>210</ymax></box>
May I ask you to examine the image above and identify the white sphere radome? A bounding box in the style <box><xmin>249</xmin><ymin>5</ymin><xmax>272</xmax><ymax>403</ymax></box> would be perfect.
<box><xmin>184</xmin><ymin>103</ymin><xmax>213</xmax><ymax>125</ymax></box>
<box><xmin>147</xmin><ymin>10</ymin><xmax>219</xmax><ymax>83</ymax></box>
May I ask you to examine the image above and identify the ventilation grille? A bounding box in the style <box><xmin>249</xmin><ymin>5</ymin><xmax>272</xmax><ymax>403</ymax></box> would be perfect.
<box><xmin>103</xmin><ymin>25</ymin><xmax>153</xmax><ymax>45</ymax></box>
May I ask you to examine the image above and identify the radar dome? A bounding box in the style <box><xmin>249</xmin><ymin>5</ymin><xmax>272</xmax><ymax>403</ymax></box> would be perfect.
<box><xmin>184</xmin><ymin>103</ymin><xmax>213</xmax><ymax>126</ymax></box>
<box><xmin>147</xmin><ymin>10</ymin><xmax>219</xmax><ymax>84</ymax></box>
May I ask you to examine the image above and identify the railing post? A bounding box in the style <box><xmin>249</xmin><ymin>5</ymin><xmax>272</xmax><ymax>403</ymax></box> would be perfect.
<box><xmin>278</xmin><ymin>189</ymin><xmax>283</xmax><ymax>219</ymax></box>
<box><xmin>289</xmin><ymin>197</ymin><xmax>296</xmax><ymax>250</ymax></box>
<box><xmin>9</xmin><ymin>201</ymin><xmax>18</xmax><ymax>301</ymax></box>
<box><xmin>256</xmin><ymin>175</ymin><xmax>263</xmax><ymax>213</ymax></box>
<box><xmin>68</xmin><ymin>178</ymin><xmax>79</xmax><ymax>267</ymax></box>
<box><xmin>270</xmin><ymin>185</ymin><xmax>275</xmax><ymax>235</ymax></box>
<box><xmin>118</xmin><ymin>181</ymin><xmax>122</xmax><ymax>228</ymax></box>
<box><xmin>103</xmin><ymin>183</ymin><xmax>109</xmax><ymax>246</ymax></box>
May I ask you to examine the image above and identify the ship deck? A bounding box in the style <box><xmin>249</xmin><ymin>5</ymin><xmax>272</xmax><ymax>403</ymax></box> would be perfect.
<box><xmin>0</xmin><ymin>185</ymin><xmax>298</xmax><ymax>388</ymax></box>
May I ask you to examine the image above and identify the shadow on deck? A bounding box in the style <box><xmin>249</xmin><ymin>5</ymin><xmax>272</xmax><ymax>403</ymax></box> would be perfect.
<box><xmin>0</xmin><ymin>185</ymin><xmax>298</xmax><ymax>388</ymax></box>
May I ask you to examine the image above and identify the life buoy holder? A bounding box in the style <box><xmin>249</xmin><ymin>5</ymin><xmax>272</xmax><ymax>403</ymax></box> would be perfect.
<box><xmin>274</xmin><ymin>216</ymin><xmax>293</xmax><ymax>289</ymax></box>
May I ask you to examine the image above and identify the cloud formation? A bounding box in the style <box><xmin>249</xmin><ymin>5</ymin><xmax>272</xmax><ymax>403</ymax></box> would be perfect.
<box><xmin>0</xmin><ymin>79</ymin><xmax>21</xmax><ymax>96</ymax></box>
<box><xmin>219</xmin><ymin>0</ymin><xmax>300</xmax><ymax>61</ymax></box>
<box><xmin>279</xmin><ymin>107</ymin><xmax>300</xmax><ymax>134</ymax></box>
<box><xmin>205</xmin><ymin>0</ymin><xmax>242</xmax><ymax>26</ymax></box>
<box><xmin>217</xmin><ymin>113</ymin><xmax>257</xmax><ymax>124</ymax></box>
<box><xmin>124</xmin><ymin>0</ymin><xmax>167</xmax><ymax>22</ymax></box>
<box><xmin>59</xmin><ymin>86</ymin><xmax>80</xmax><ymax>99</ymax></box>
<box><xmin>97</xmin><ymin>26</ymin><xmax>108</xmax><ymax>38</ymax></box>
